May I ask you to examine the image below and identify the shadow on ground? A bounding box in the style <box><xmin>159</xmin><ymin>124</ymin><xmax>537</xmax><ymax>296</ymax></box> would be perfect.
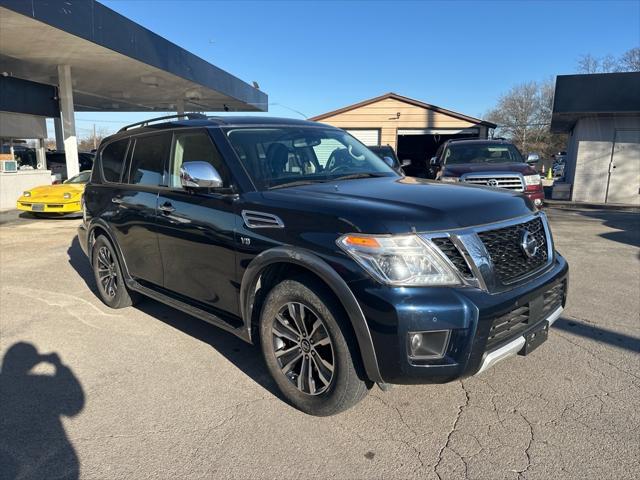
<box><xmin>66</xmin><ymin>235</ymin><xmax>282</xmax><ymax>401</ymax></box>
<box><xmin>578</xmin><ymin>209</ymin><xmax>640</xmax><ymax>248</ymax></box>
<box><xmin>554</xmin><ymin>317</ymin><xmax>640</xmax><ymax>353</ymax></box>
<box><xmin>0</xmin><ymin>343</ymin><xmax>84</xmax><ymax>480</ymax></box>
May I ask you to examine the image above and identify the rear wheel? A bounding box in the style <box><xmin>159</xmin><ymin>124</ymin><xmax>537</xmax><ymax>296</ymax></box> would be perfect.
<box><xmin>260</xmin><ymin>277</ymin><xmax>371</xmax><ymax>416</ymax></box>
<box><xmin>92</xmin><ymin>235</ymin><xmax>138</xmax><ymax>309</ymax></box>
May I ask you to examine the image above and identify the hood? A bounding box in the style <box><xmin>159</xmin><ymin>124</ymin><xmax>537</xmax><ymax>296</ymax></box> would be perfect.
<box><xmin>24</xmin><ymin>183</ymin><xmax>84</xmax><ymax>200</ymax></box>
<box><xmin>442</xmin><ymin>162</ymin><xmax>536</xmax><ymax>177</ymax></box>
<box><xmin>258</xmin><ymin>176</ymin><xmax>534</xmax><ymax>235</ymax></box>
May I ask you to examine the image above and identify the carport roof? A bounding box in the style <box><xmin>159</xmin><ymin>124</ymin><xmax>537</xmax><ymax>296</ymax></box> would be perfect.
<box><xmin>310</xmin><ymin>92</ymin><xmax>497</xmax><ymax>128</ymax></box>
<box><xmin>0</xmin><ymin>0</ymin><xmax>267</xmax><ymax>112</ymax></box>
<box><xmin>551</xmin><ymin>72</ymin><xmax>640</xmax><ymax>133</ymax></box>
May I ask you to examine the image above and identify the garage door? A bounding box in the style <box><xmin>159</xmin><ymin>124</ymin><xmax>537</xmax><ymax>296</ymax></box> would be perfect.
<box><xmin>346</xmin><ymin>129</ymin><xmax>380</xmax><ymax>146</ymax></box>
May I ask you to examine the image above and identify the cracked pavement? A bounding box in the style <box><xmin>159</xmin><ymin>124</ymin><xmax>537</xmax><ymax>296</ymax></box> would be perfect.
<box><xmin>0</xmin><ymin>207</ymin><xmax>638</xmax><ymax>479</ymax></box>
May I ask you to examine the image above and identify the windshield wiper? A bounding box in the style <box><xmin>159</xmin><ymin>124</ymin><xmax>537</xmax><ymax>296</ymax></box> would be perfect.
<box><xmin>268</xmin><ymin>179</ymin><xmax>328</xmax><ymax>190</ymax></box>
<box><xmin>331</xmin><ymin>172</ymin><xmax>389</xmax><ymax>181</ymax></box>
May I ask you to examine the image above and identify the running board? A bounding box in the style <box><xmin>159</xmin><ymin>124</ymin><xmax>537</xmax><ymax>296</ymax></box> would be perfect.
<box><xmin>127</xmin><ymin>280</ymin><xmax>251</xmax><ymax>343</ymax></box>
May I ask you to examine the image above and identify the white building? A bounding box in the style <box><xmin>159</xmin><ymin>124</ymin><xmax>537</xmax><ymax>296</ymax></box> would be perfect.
<box><xmin>551</xmin><ymin>72</ymin><xmax>640</xmax><ymax>205</ymax></box>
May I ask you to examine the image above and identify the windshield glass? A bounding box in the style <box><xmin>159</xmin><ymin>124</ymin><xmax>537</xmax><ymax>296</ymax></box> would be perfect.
<box><xmin>224</xmin><ymin>127</ymin><xmax>397</xmax><ymax>190</ymax></box>
<box><xmin>443</xmin><ymin>143</ymin><xmax>524</xmax><ymax>165</ymax></box>
<box><xmin>64</xmin><ymin>171</ymin><xmax>91</xmax><ymax>184</ymax></box>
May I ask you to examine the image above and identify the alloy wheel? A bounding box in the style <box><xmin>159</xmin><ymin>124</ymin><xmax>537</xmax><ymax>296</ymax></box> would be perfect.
<box><xmin>96</xmin><ymin>246</ymin><xmax>118</xmax><ymax>298</ymax></box>
<box><xmin>272</xmin><ymin>302</ymin><xmax>335</xmax><ymax>395</ymax></box>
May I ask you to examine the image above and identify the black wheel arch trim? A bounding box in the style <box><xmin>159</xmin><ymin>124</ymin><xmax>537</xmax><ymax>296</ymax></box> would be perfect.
<box><xmin>86</xmin><ymin>219</ymin><xmax>129</xmax><ymax>276</ymax></box>
<box><xmin>240</xmin><ymin>246</ymin><xmax>384</xmax><ymax>383</ymax></box>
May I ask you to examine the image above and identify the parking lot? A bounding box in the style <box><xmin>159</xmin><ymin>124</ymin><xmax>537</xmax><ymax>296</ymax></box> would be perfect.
<box><xmin>0</xmin><ymin>207</ymin><xmax>638</xmax><ymax>480</ymax></box>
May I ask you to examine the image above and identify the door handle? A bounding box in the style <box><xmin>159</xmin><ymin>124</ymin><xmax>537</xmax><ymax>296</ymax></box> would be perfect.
<box><xmin>111</xmin><ymin>197</ymin><xmax>123</xmax><ymax>204</ymax></box>
<box><xmin>159</xmin><ymin>202</ymin><xmax>175</xmax><ymax>213</ymax></box>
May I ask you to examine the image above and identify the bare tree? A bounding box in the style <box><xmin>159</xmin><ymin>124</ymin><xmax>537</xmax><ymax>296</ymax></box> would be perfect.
<box><xmin>485</xmin><ymin>79</ymin><xmax>567</xmax><ymax>159</ymax></box>
<box><xmin>576</xmin><ymin>47</ymin><xmax>640</xmax><ymax>73</ymax></box>
<box><xmin>619</xmin><ymin>47</ymin><xmax>640</xmax><ymax>71</ymax></box>
<box><xmin>577</xmin><ymin>54</ymin><xmax>602</xmax><ymax>74</ymax></box>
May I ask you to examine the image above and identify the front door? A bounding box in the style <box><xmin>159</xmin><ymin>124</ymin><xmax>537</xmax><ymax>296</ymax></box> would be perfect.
<box><xmin>155</xmin><ymin>129</ymin><xmax>240</xmax><ymax>318</ymax></box>
<box><xmin>606</xmin><ymin>130</ymin><xmax>640</xmax><ymax>205</ymax></box>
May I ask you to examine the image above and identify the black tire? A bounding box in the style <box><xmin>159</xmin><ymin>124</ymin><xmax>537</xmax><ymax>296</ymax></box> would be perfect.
<box><xmin>259</xmin><ymin>276</ymin><xmax>371</xmax><ymax>416</ymax></box>
<box><xmin>92</xmin><ymin>235</ymin><xmax>138</xmax><ymax>309</ymax></box>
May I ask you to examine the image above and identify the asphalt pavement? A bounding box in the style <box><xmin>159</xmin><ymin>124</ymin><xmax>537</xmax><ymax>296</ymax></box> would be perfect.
<box><xmin>0</xmin><ymin>207</ymin><xmax>638</xmax><ymax>479</ymax></box>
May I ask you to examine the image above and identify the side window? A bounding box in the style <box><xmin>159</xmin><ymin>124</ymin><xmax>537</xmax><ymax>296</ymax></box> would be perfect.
<box><xmin>128</xmin><ymin>134</ymin><xmax>171</xmax><ymax>186</ymax></box>
<box><xmin>100</xmin><ymin>139</ymin><xmax>129</xmax><ymax>183</ymax></box>
<box><xmin>170</xmin><ymin>131</ymin><xmax>229</xmax><ymax>188</ymax></box>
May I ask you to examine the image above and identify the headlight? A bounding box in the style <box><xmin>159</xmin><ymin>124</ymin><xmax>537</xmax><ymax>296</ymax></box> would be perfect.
<box><xmin>63</xmin><ymin>192</ymin><xmax>72</xmax><ymax>199</ymax></box>
<box><xmin>23</xmin><ymin>191</ymin><xmax>31</xmax><ymax>197</ymax></box>
<box><xmin>524</xmin><ymin>174</ymin><xmax>541</xmax><ymax>186</ymax></box>
<box><xmin>440</xmin><ymin>176</ymin><xmax>459</xmax><ymax>183</ymax></box>
<box><xmin>337</xmin><ymin>234</ymin><xmax>461</xmax><ymax>286</ymax></box>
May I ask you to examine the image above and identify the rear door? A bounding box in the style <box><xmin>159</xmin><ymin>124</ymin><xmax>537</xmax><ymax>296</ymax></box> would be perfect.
<box><xmin>155</xmin><ymin>129</ymin><xmax>241</xmax><ymax>318</ymax></box>
<box><xmin>109</xmin><ymin>132</ymin><xmax>171</xmax><ymax>287</ymax></box>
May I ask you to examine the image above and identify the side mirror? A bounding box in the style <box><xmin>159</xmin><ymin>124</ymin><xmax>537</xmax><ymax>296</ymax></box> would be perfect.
<box><xmin>526</xmin><ymin>153</ymin><xmax>540</xmax><ymax>164</ymax></box>
<box><xmin>382</xmin><ymin>156</ymin><xmax>396</xmax><ymax>168</ymax></box>
<box><xmin>180</xmin><ymin>161</ymin><xmax>223</xmax><ymax>189</ymax></box>
<box><xmin>429</xmin><ymin>157</ymin><xmax>440</xmax><ymax>166</ymax></box>
<box><xmin>401</xmin><ymin>159</ymin><xmax>412</xmax><ymax>167</ymax></box>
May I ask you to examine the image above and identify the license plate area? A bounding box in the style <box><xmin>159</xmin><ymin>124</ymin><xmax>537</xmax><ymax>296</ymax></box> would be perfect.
<box><xmin>32</xmin><ymin>204</ymin><xmax>45</xmax><ymax>211</ymax></box>
<box><xmin>518</xmin><ymin>321</ymin><xmax>549</xmax><ymax>356</ymax></box>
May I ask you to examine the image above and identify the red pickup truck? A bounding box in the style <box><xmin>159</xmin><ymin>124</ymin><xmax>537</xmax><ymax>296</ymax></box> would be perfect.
<box><xmin>429</xmin><ymin>139</ymin><xmax>545</xmax><ymax>207</ymax></box>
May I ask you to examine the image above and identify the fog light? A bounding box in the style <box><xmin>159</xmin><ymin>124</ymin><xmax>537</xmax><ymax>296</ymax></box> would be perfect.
<box><xmin>408</xmin><ymin>330</ymin><xmax>451</xmax><ymax>360</ymax></box>
<box><xmin>63</xmin><ymin>192</ymin><xmax>72</xmax><ymax>199</ymax></box>
<box><xmin>534</xmin><ymin>198</ymin><xmax>543</xmax><ymax>206</ymax></box>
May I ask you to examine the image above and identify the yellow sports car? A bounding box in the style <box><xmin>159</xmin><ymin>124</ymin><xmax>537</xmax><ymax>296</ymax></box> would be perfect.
<box><xmin>17</xmin><ymin>171</ymin><xmax>91</xmax><ymax>216</ymax></box>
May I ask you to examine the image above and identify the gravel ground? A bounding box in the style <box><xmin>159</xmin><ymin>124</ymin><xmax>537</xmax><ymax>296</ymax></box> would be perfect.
<box><xmin>0</xmin><ymin>207</ymin><xmax>638</xmax><ymax>480</ymax></box>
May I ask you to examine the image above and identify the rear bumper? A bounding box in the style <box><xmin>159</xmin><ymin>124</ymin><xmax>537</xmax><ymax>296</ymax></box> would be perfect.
<box><xmin>349</xmin><ymin>253</ymin><xmax>568</xmax><ymax>384</ymax></box>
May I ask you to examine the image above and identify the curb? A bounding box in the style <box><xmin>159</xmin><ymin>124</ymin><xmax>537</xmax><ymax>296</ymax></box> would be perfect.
<box><xmin>544</xmin><ymin>200</ymin><xmax>640</xmax><ymax>212</ymax></box>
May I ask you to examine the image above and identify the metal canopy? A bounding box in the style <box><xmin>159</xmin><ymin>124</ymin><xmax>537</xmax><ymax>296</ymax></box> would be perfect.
<box><xmin>551</xmin><ymin>72</ymin><xmax>640</xmax><ymax>133</ymax></box>
<box><xmin>0</xmin><ymin>1</ymin><xmax>267</xmax><ymax>112</ymax></box>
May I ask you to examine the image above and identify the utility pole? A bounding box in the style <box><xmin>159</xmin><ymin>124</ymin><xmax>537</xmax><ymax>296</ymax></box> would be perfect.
<box><xmin>93</xmin><ymin>124</ymin><xmax>97</xmax><ymax>150</ymax></box>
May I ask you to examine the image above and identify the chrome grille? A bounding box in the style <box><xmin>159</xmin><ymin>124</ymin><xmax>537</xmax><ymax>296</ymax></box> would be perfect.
<box><xmin>478</xmin><ymin>217</ymin><xmax>549</xmax><ymax>284</ymax></box>
<box><xmin>431</xmin><ymin>237</ymin><xmax>473</xmax><ymax>278</ymax></box>
<box><xmin>461</xmin><ymin>174</ymin><xmax>524</xmax><ymax>192</ymax></box>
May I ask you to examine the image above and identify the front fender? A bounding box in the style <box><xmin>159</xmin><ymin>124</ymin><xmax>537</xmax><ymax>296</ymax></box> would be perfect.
<box><xmin>240</xmin><ymin>246</ymin><xmax>383</xmax><ymax>383</ymax></box>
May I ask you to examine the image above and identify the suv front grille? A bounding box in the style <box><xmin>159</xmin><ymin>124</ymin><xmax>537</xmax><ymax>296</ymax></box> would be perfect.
<box><xmin>542</xmin><ymin>281</ymin><xmax>565</xmax><ymax>317</ymax></box>
<box><xmin>462</xmin><ymin>175</ymin><xmax>524</xmax><ymax>192</ymax></box>
<box><xmin>485</xmin><ymin>281</ymin><xmax>565</xmax><ymax>351</ymax></box>
<box><xmin>431</xmin><ymin>237</ymin><xmax>473</xmax><ymax>278</ymax></box>
<box><xmin>478</xmin><ymin>217</ymin><xmax>549</xmax><ymax>284</ymax></box>
<box><xmin>486</xmin><ymin>305</ymin><xmax>530</xmax><ymax>350</ymax></box>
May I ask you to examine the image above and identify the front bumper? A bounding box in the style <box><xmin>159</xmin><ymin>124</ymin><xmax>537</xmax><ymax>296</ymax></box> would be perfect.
<box><xmin>17</xmin><ymin>199</ymin><xmax>82</xmax><ymax>214</ymax></box>
<box><xmin>349</xmin><ymin>252</ymin><xmax>568</xmax><ymax>384</ymax></box>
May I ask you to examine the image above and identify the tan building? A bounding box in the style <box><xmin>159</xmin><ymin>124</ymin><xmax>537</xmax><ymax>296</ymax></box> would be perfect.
<box><xmin>310</xmin><ymin>92</ymin><xmax>496</xmax><ymax>175</ymax></box>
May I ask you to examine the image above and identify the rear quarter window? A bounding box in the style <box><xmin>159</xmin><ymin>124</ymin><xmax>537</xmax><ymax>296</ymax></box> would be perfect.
<box><xmin>100</xmin><ymin>139</ymin><xmax>129</xmax><ymax>183</ymax></box>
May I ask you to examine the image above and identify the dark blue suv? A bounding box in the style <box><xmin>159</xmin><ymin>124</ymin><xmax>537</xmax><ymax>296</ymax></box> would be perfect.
<box><xmin>78</xmin><ymin>114</ymin><xmax>568</xmax><ymax>415</ymax></box>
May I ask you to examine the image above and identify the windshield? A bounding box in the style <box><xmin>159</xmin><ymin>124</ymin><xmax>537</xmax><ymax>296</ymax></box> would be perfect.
<box><xmin>225</xmin><ymin>127</ymin><xmax>397</xmax><ymax>190</ymax></box>
<box><xmin>443</xmin><ymin>143</ymin><xmax>524</xmax><ymax>165</ymax></box>
<box><xmin>64</xmin><ymin>171</ymin><xmax>91</xmax><ymax>184</ymax></box>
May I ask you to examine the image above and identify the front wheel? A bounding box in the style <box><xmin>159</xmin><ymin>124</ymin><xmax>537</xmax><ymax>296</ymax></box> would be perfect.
<box><xmin>260</xmin><ymin>277</ymin><xmax>371</xmax><ymax>416</ymax></box>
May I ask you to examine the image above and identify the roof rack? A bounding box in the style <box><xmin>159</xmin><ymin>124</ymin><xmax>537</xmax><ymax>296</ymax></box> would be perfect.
<box><xmin>118</xmin><ymin>113</ymin><xmax>207</xmax><ymax>132</ymax></box>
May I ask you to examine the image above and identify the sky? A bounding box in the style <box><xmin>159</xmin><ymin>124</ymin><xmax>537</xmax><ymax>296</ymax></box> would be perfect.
<box><xmin>67</xmin><ymin>0</ymin><xmax>640</xmax><ymax>139</ymax></box>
